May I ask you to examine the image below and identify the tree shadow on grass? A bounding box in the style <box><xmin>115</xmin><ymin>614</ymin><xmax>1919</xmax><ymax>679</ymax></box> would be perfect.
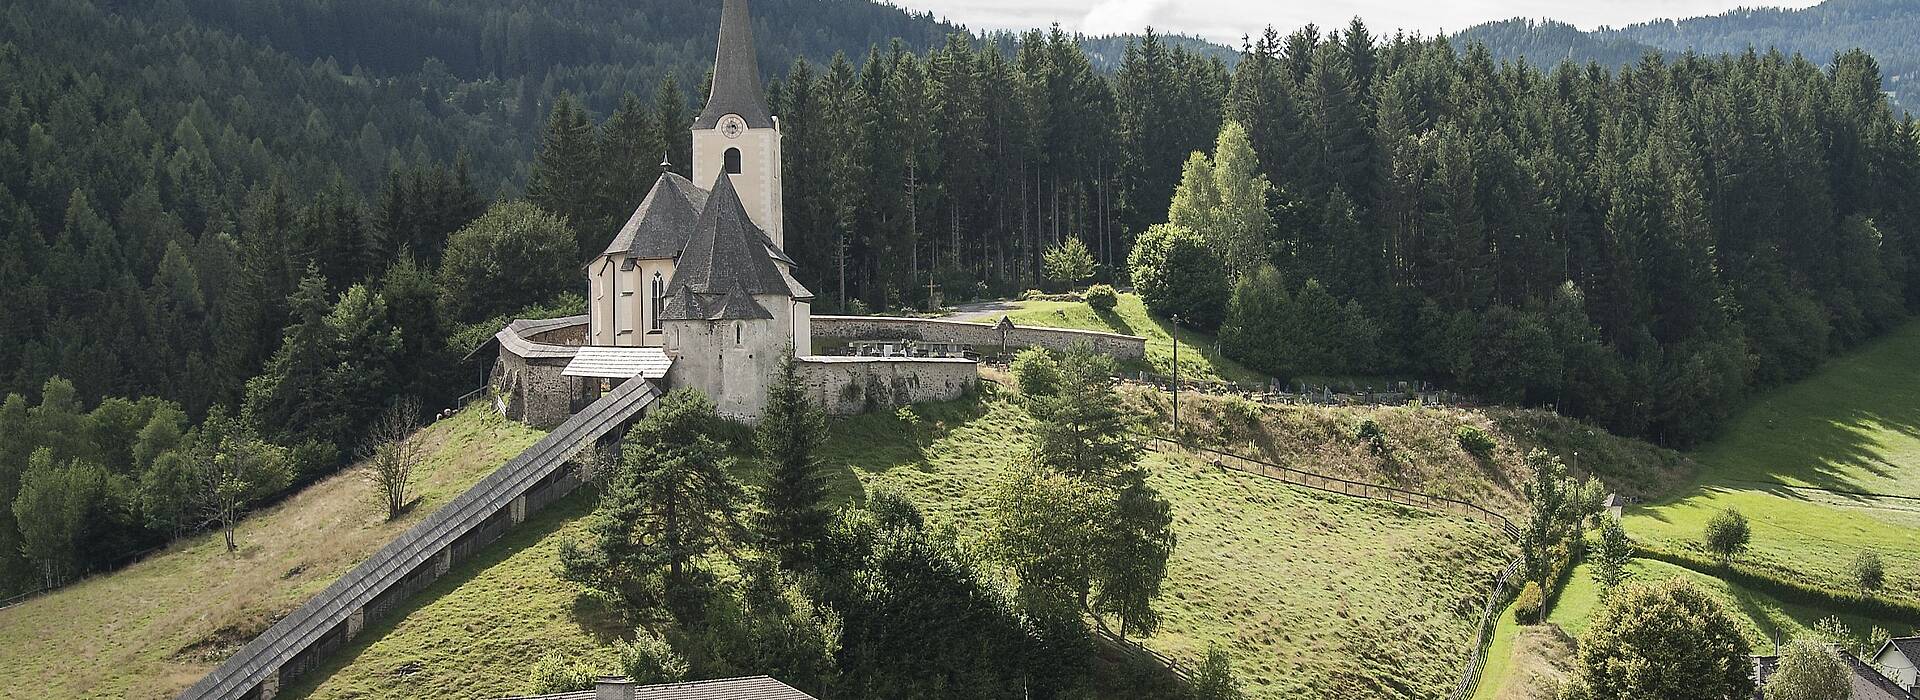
<box><xmin>274</xmin><ymin>492</ymin><xmax>607</xmax><ymax>699</ymax></box>
<box><xmin>815</xmin><ymin>392</ymin><xmax>1000</xmax><ymax>510</ymax></box>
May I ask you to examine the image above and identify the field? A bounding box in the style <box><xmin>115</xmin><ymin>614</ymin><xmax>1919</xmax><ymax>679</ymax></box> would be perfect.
<box><xmin>0</xmin><ymin>406</ymin><xmax>545</xmax><ymax>700</ymax></box>
<box><xmin>1473</xmin><ymin>557</ymin><xmax>1901</xmax><ymax>700</ymax></box>
<box><xmin>282</xmin><ymin>390</ymin><xmax>1528</xmax><ymax>700</ymax></box>
<box><xmin>1624</xmin><ymin>321</ymin><xmax>1920</xmax><ymax>597</ymax></box>
<box><xmin>988</xmin><ymin>292</ymin><xmax>1268</xmax><ymax>384</ymax></box>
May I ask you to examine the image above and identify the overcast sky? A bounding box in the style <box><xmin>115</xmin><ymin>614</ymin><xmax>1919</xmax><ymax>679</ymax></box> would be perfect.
<box><xmin>887</xmin><ymin>0</ymin><xmax>1826</xmax><ymax>43</ymax></box>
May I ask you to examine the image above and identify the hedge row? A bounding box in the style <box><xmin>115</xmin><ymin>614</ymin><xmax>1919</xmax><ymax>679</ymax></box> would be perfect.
<box><xmin>1632</xmin><ymin>542</ymin><xmax>1920</xmax><ymax>629</ymax></box>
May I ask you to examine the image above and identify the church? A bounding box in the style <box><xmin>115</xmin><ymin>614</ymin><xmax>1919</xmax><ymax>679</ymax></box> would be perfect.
<box><xmin>483</xmin><ymin>0</ymin><xmax>1143</xmax><ymax>426</ymax></box>
<box><xmin>572</xmin><ymin>0</ymin><xmax>814</xmax><ymax>419</ymax></box>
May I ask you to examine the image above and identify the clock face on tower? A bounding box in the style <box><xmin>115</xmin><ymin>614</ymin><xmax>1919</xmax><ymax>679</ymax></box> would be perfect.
<box><xmin>720</xmin><ymin>115</ymin><xmax>745</xmax><ymax>139</ymax></box>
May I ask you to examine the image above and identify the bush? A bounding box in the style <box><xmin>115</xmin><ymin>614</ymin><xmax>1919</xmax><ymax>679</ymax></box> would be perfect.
<box><xmin>1703</xmin><ymin>509</ymin><xmax>1751</xmax><ymax>564</ymax></box>
<box><xmin>1085</xmin><ymin>284</ymin><xmax>1118</xmax><ymax>311</ymax></box>
<box><xmin>1456</xmin><ymin>425</ymin><xmax>1496</xmax><ymax>459</ymax></box>
<box><xmin>1011</xmin><ymin>348</ymin><xmax>1062</xmax><ymax>397</ymax></box>
<box><xmin>1043</xmin><ymin>237</ymin><xmax>1097</xmax><ymax>290</ymax></box>
<box><xmin>1514</xmin><ymin>580</ymin><xmax>1546</xmax><ymax>623</ymax></box>
<box><xmin>1129</xmin><ymin>223</ymin><xmax>1228</xmax><ymax>331</ymax></box>
<box><xmin>1356</xmin><ymin>419</ymin><xmax>1388</xmax><ymax>456</ymax></box>
<box><xmin>528</xmin><ymin>652</ymin><xmax>599</xmax><ymax>694</ymax></box>
<box><xmin>616</xmin><ymin>632</ymin><xmax>688</xmax><ymax>684</ymax></box>
<box><xmin>1574</xmin><ymin>580</ymin><xmax>1754</xmax><ymax>700</ymax></box>
<box><xmin>1849</xmin><ymin>550</ymin><xmax>1886</xmax><ymax>594</ymax></box>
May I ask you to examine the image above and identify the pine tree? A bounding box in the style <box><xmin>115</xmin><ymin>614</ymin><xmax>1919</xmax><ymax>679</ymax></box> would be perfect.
<box><xmin>526</xmin><ymin>94</ymin><xmax>599</xmax><ymax>257</ymax></box>
<box><xmin>757</xmin><ymin>355</ymin><xmax>828</xmax><ymax>571</ymax></box>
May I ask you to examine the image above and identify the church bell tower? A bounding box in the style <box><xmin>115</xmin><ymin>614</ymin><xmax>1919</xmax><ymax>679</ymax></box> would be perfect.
<box><xmin>692</xmin><ymin>0</ymin><xmax>784</xmax><ymax>248</ymax></box>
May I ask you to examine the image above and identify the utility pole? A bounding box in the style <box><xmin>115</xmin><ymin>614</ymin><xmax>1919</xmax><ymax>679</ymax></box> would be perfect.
<box><xmin>1170</xmin><ymin>314</ymin><xmax>1182</xmax><ymax>433</ymax></box>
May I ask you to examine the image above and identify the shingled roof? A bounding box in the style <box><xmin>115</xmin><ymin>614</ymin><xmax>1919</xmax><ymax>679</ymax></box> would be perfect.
<box><xmin>601</xmin><ymin>172</ymin><xmax>708</xmax><ymax>259</ymax></box>
<box><xmin>693</xmin><ymin>0</ymin><xmax>775</xmax><ymax>130</ymax></box>
<box><xmin>660</xmin><ymin>174</ymin><xmax>810</xmax><ymax>320</ymax></box>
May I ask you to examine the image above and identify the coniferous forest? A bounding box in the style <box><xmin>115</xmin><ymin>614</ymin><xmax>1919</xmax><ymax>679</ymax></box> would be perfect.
<box><xmin>3</xmin><ymin>0</ymin><xmax>1920</xmax><ymax>608</ymax></box>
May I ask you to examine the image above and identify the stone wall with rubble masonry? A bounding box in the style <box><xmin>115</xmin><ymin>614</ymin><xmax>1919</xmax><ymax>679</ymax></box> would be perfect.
<box><xmin>811</xmin><ymin>315</ymin><xmax>1146</xmax><ymax>360</ymax></box>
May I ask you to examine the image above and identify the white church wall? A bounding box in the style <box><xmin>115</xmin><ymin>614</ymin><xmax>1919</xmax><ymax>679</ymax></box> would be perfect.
<box><xmin>692</xmin><ymin>123</ymin><xmax>783</xmax><ymax>246</ymax></box>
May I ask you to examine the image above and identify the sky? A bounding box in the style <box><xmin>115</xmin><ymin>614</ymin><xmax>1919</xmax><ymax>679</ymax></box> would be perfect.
<box><xmin>886</xmin><ymin>0</ymin><xmax>1827</xmax><ymax>43</ymax></box>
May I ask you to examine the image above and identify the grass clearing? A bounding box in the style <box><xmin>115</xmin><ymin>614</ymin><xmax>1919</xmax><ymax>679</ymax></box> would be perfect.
<box><xmin>0</xmin><ymin>406</ymin><xmax>545</xmax><ymax>700</ymax></box>
<box><xmin>996</xmin><ymin>293</ymin><xmax>1267</xmax><ymax>384</ymax></box>
<box><xmin>1625</xmin><ymin>321</ymin><xmax>1920</xmax><ymax>597</ymax></box>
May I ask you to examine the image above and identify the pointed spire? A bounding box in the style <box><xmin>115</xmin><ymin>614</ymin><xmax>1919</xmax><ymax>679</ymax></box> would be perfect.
<box><xmin>659</xmin><ymin>152</ymin><xmax>673</xmax><ymax>173</ymax></box>
<box><xmin>694</xmin><ymin>0</ymin><xmax>775</xmax><ymax>130</ymax></box>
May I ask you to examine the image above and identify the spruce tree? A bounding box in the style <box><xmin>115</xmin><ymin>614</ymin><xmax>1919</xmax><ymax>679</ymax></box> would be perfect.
<box><xmin>757</xmin><ymin>354</ymin><xmax>829</xmax><ymax>571</ymax></box>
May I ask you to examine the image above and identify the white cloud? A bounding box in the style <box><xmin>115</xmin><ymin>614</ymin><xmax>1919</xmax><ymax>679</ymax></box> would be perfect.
<box><xmin>1079</xmin><ymin>0</ymin><xmax>1180</xmax><ymax>37</ymax></box>
<box><xmin>889</xmin><ymin>0</ymin><xmax>1826</xmax><ymax>42</ymax></box>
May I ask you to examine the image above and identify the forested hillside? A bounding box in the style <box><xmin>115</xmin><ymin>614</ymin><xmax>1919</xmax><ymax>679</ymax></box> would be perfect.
<box><xmin>1457</xmin><ymin>0</ymin><xmax>1919</xmax><ymax>112</ymax></box>
<box><xmin>4</xmin><ymin>0</ymin><xmax>1919</xmax><ymax>615</ymax></box>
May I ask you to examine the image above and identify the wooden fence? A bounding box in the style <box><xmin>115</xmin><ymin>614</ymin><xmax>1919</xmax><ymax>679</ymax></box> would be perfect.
<box><xmin>1450</xmin><ymin>557</ymin><xmax>1524</xmax><ymax>700</ymax></box>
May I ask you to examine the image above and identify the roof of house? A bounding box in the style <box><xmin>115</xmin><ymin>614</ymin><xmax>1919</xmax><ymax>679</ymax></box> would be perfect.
<box><xmin>602</xmin><ymin>172</ymin><xmax>708</xmax><ymax>260</ymax></box>
<box><xmin>1754</xmin><ymin>652</ymin><xmax>1915</xmax><ymax>700</ymax></box>
<box><xmin>1882</xmin><ymin>637</ymin><xmax>1920</xmax><ymax>664</ymax></box>
<box><xmin>693</xmin><ymin>0</ymin><xmax>775</xmax><ymax>130</ymax></box>
<box><xmin>503</xmin><ymin>676</ymin><xmax>817</xmax><ymax>700</ymax></box>
<box><xmin>661</xmin><ymin>174</ymin><xmax>811</xmax><ymax>320</ymax></box>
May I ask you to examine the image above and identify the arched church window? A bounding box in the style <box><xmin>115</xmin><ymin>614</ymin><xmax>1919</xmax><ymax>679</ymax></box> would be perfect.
<box><xmin>724</xmin><ymin>148</ymin><xmax>743</xmax><ymax>175</ymax></box>
<box><xmin>651</xmin><ymin>273</ymin><xmax>665</xmax><ymax>331</ymax></box>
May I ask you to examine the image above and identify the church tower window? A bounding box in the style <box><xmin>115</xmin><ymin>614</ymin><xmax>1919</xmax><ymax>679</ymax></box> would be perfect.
<box><xmin>650</xmin><ymin>272</ymin><xmax>665</xmax><ymax>331</ymax></box>
<box><xmin>724</xmin><ymin>147</ymin><xmax>743</xmax><ymax>175</ymax></box>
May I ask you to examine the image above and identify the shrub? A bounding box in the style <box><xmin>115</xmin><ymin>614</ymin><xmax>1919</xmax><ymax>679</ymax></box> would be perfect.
<box><xmin>1514</xmin><ymin>581</ymin><xmax>1546</xmax><ymax>624</ymax></box>
<box><xmin>1574</xmin><ymin>580</ymin><xmax>1754</xmax><ymax>700</ymax></box>
<box><xmin>1128</xmin><ymin>223</ymin><xmax>1228</xmax><ymax>331</ymax></box>
<box><xmin>1085</xmin><ymin>284</ymin><xmax>1118</xmax><ymax>311</ymax></box>
<box><xmin>528</xmin><ymin>652</ymin><xmax>598</xmax><ymax>694</ymax></box>
<box><xmin>1456</xmin><ymin>425</ymin><xmax>1496</xmax><ymax>459</ymax></box>
<box><xmin>1356</xmin><ymin>419</ymin><xmax>1388</xmax><ymax>455</ymax></box>
<box><xmin>1188</xmin><ymin>644</ymin><xmax>1246</xmax><ymax>700</ymax></box>
<box><xmin>1703</xmin><ymin>509</ymin><xmax>1751</xmax><ymax>564</ymax></box>
<box><xmin>1766</xmin><ymin>639</ymin><xmax>1851</xmax><ymax>700</ymax></box>
<box><xmin>1633</xmin><ymin>542</ymin><xmax>1920</xmax><ymax>630</ymax></box>
<box><xmin>1043</xmin><ymin>237</ymin><xmax>1097</xmax><ymax>289</ymax></box>
<box><xmin>1848</xmin><ymin>550</ymin><xmax>1886</xmax><ymax>594</ymax></box>
<box><xmin>616</xmin><ymin>632</ymin><xmax>688</xmax><ymax>685</ymax></box>
<box><xmin>1011</xmin><ymin>348</ymin><xmax>1062</xmax><ymax>397</ymax></box>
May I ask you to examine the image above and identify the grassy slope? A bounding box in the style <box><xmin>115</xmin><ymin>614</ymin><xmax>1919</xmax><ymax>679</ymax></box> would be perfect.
<box><xmin>283</xmin><ymin>494</ymin><xmax>605</xmax><ymax>699</ymax></box>
<box><xmin>1124</xmin><ymin>385</ymin><xmax>1695</xmax><ymax>516</ymax></box>
<box><xmin>0</xmin><ymin>406</ymin><xmax>544</xmax><ymax>700</ymax></box>
<box><xmin>999</xmin><ymin>293</ymin><xmax>1267</xmax><ymax>384</ymax></box>
<box><xmin>289</xmin><ymin>391</ymin><xmax>1527</xmax><ymax>700</ymax></box>
<box><xmin>1625</xmin><ymin>321</ymin><xmax>1920</xmax><ymax>597</ymax></box>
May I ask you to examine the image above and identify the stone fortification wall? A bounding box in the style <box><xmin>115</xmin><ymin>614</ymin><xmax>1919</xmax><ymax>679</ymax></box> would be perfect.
<box><xmin>811</xmin><ymin>315</ymin><xmax>1146</xmax><ymax>361</ymax></box>
<box><xmin>795</xmin><ymin>357</ymin><xmax>978</xmax><ymax>415</ymax></box>
<box><xmin>491</xmin><ymin>350</ymin><xmax>580</xmax><ymax>429</ymax></box>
